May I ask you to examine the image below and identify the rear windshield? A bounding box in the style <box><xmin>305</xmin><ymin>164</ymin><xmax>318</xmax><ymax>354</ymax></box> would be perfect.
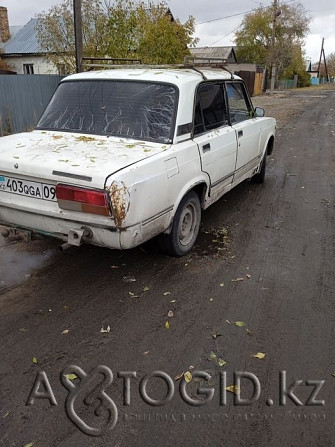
<box><xmin>36</xmin><ymin>80</ymin><xmax>177</xmax><ymax>143</ymax></box>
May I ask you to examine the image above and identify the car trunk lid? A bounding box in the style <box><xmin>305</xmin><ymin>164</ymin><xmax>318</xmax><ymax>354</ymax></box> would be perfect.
<box><xmin>0</xmin><ymin>130</ymin><xmax>169</xmax><ymax>188</ymax></box>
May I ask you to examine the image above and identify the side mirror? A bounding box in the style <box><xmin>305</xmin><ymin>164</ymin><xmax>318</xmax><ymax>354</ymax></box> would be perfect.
<box><xmin>254</xmin><ymin>107</ymin><xmax>265</xmax><ymax>117</ymax></box>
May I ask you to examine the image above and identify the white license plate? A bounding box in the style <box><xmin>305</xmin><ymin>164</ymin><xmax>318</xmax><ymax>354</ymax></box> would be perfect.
<box><xmin>0</xmin><ymin>175</ymin><xmax>57</xmax><ymax>201</ymax></box>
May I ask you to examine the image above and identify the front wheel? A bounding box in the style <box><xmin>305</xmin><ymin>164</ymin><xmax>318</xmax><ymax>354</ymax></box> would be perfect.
<box><xmin>158</xmin><ymin>191</ymin><xmax>201</xmax><ymax>257</ymax></box>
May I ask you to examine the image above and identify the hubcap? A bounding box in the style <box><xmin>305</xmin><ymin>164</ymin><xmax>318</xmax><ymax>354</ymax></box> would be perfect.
<box><xmin>178</xmin><ymin>203</ymin><xmax>197</xmax><ymax>246</ymax></box>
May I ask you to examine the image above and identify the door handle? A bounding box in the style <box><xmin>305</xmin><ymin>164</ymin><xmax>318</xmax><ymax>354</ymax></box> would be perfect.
<box><xmin>203</xmin><ymin>143</ymin><xmax>211</xmax><ymax>152</ymax></box>
<box><xmin>238</xmin><ymin>130</ymin><xmax>243</xmax><ymax>138</ymax></box>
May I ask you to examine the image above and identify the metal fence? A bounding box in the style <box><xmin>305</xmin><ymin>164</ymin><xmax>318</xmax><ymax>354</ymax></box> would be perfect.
<box><xmin>0</xmin><ymin>74</ymin><xmax>63</xmax><ymax>136</ymax></box>
<box><xmin>277</xmin><ymin>79</ymin><xmax>296</xmax><ymax>90</ymax></box>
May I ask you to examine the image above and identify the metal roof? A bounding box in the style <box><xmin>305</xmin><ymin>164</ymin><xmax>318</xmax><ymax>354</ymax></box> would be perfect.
<box><xmin>2</xmin><ymin>18</ymin><xmax>43</xmax><ymax>55</ymax></box>
<box><xmin>190</xmin><ymin>47</ymin><xmax>237</xmax><ymax>63</ymax></box>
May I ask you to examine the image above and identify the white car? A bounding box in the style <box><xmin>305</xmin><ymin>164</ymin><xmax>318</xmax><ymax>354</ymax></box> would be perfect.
<box><xmin>0</xmin><ymin>64</ymin><xmax>275</xmax><ymax>256</ymax></box>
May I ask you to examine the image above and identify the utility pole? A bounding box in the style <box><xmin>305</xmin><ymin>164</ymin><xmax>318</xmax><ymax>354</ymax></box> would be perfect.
<box><xmin>270</xmin><ymin>0</ymin><xmax>280</xmax><ymax>91</ymax></box>
<box><xmin>73</xmin><ymin>0</ymin><xmax>83</xmax><ymax>73</ymax></box>
<box><xmin>317</xmin><ymin>38</ymin><xmax>329</xmax><ymax>84</ymax></box>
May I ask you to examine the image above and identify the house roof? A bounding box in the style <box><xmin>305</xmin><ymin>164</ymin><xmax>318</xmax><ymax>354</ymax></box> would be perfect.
<box><xmin>189</xmin><ymin>46</ymin><xmax>237</xmax><ymax>63</ymax></box>
<box><xmin>9</xmin><ymin>25</ymin><xmax>23</xmax><ymax>38</ymax></box>
<box><xmin>305</xmin><ymin>60</ymin><xmax>312</xmax><ymax>72</ymax></box>
<box><xmin>2</xmin><ymin>18</ymin><xmax>42</xmax><ymax>55</ymax></box>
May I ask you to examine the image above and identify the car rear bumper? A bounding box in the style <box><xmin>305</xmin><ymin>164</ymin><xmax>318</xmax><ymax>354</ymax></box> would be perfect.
<box><xmin>0</xmin><ymin>204</ymin><xmax>124</xmax><ymax>249</ymax></box>
<box><xmin>0</xmin><ymin>204</ymin><xmax>172</xmax><ymax>250</ymax></box>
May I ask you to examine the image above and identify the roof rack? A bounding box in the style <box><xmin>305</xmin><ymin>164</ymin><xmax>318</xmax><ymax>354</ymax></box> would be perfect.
<box><xmin>183</xmin><ymin>56</ymin><xmax>234</xmax><ymax>79</ymax></box>
<box><xmin>183</xmin><ymin>56</ymin><xmax>229</xmax><ymax>66</ymax></box>
<box><xmin>82</xmin><ymin>57</ymin><xmax>142</xmax><ymax>69</ymax></box>
<box><xmin>81</xmin><ymin>56</ymin><xmax>234</xmax><ymax>80</ymax></box>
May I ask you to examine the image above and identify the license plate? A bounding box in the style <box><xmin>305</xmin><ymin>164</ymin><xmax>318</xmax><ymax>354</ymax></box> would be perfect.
<box><xmin>0</xmin><ymin>175</ymin><xmax>57</xmax><ymax>201</ymax></box>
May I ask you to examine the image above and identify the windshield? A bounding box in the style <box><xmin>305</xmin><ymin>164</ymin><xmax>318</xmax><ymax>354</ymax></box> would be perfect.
<box><xmin>36</xmin><ymin>80</ymin><xmax>177</xmax><ymax>143</ymax></box>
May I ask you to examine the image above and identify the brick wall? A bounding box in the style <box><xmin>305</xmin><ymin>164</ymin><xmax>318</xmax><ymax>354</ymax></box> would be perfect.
<box><xmin>0</xmin><ymin>6</ymin><xmax>10</xmax><ymax>42</ymax></box>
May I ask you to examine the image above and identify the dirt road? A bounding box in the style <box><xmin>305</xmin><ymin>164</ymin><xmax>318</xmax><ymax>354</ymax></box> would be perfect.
<box><xmin>0</xmin><ymin>85</ymin><xmax>334</xmax><ymax>447</ymax></box>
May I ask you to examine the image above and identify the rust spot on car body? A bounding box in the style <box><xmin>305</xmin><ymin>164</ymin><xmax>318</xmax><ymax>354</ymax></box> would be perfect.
<box><xmin>107</xmin><ymin>181</ymin><xmax>130</xmax><ymax>227</ymax></box>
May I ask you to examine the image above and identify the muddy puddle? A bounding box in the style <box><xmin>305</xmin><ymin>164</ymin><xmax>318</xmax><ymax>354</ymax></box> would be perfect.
<box><xmin>0</xmin><ymin>235</ymin><xmax>58</xmax><ymax>294</ymax></box>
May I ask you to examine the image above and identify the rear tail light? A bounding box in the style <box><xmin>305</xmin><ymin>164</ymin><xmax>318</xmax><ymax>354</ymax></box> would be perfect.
<box><xmin>56</xmin><ymin>184</ymin><xmax>111</xmax><ymax>216</ymax></box>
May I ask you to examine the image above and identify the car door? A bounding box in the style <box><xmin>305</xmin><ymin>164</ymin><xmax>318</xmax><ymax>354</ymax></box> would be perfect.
<box><xmin>225</xmin><ymin>81</ymin><xmax>261</xmax><ymax>181</ymax></box>
<box><xmin>192</xmin><ymin>82</ymin><xmax>237</xmax><ymax>191</ymax></box>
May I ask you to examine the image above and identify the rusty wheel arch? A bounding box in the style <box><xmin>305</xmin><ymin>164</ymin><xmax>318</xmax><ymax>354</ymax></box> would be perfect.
<box><xmin>192</xmin><ymin>182</ymin><xmax>208</xmax><ymax>208</ymax></box>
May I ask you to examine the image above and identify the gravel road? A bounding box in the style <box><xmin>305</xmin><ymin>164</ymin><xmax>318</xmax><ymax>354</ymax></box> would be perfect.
<box><xmin>0</xmin><ymin>84</ymin><xmax>334</xmax><ymax>447</ymax></box>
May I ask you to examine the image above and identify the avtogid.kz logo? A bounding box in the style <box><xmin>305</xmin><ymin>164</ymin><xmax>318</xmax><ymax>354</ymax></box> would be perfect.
<box><xmin>27</xmin><ymin>365</ymin><xmax>118</xmax><ymax>437</ymax></box>
<box><xmin>26</xmin><ymin>366</ymin><xmax>326</xmax><ymax>437</ymax></box>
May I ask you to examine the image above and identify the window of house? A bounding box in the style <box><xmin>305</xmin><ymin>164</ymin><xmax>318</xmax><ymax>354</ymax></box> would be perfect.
<box><xmin>193</xmin><ymin>83</ymin><xmax>228</xmax><ymax>135</ymax></box>
<box><xmin>23</xmin><ymin>64</ymin><xmax>34</xmax><ymax>75</ymax></box>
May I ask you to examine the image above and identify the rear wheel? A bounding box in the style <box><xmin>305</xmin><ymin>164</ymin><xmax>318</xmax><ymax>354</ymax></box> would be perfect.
<box><xmin>158</xmin><ymin>191</ymin><xmax>201</xmax><ymax>257</ymax></box>
<box><xmin>252</xmin><ymin>153</ymin><xmax>266</xmax><ymax>184</ymax></box>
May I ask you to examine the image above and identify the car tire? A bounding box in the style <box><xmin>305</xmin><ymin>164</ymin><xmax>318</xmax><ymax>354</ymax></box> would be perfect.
<box><xmin>252</xmin><ymin>153</ymin><xmax>266</xmax><ymax>184</ymax></box>
<box><xmin>158</xmin><ymin>191</ymin><xmax>201</xmax><ymax>257</ymax></box>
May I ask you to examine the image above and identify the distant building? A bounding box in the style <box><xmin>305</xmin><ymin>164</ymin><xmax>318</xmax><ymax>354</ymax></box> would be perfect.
<box><xmin>0</xmin><ymin>6</ymin><xmax>59</xmax><ymax>75</ymax></box>
<box><xmin>189</xmin><ymin>46</ymin><xmax>238</xmax><ymax>64</ymax></box>
<box><xmin>189</xmin><ymin>46</ymin><xmax>266</xmax><ymax>95</ymax></box>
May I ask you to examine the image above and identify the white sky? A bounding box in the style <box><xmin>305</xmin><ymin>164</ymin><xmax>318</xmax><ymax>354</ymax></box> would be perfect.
<box><xmin>1</xmin><ymin>0</ymin><xmax>334</xmax><ymax>63</ymax></box>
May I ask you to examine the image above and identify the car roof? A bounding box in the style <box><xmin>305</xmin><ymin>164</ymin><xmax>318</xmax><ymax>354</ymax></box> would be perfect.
<box><xmin>62</xmin><ymin>68</ymin><xmax>242</xmax><ymax>88</ymax></box>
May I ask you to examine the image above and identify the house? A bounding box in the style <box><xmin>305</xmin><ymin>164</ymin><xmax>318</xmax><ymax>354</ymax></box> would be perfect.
<box><xmin>305</xmin><ymin>59</ymin><xmax>318</xmax><ymax>85</ymax></box>
<box><xmin>189</xmin><ymin>46</ymin><xmax>238</xmax><ymax>64</ymax></box>
<box><xmin>190</xmin><ymin>46</ymin><xmax>266</xmax><ymax>95</ymax></box>
<box><xmin>0</xmin><ymin>6</ymin><xmax>59</xmax><ymax>75</ymax></box>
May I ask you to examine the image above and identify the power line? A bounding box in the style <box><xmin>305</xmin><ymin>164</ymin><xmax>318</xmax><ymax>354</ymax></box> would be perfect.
<box><xmin>196</xmin><ymin>10</ymin><xmax>252</xmax><ymax>25</ymax></box>
<box><xmin>209</xmin><ymin>25</ymin><xmax>240</xmax><ymax>46</ymax></box>
<box><xmin>196</xmin><ymin>0</ymin><xmax>295</xmax><ymax>26</ymax></box>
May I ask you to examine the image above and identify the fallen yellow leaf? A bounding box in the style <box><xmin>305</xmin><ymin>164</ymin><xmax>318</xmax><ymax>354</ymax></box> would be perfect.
<box><xmin>251</xmin><ymin>352</ymin><xmax>266</xmax><ymax>359</ymax></box>
<box><xmin>128</xmin><ymin>291</ymin><xmax>139</xmax><ymax>297</ymax></box>
<box><xmin>63</xmin><ymin>373</ymin><xmax>78</xmax><ymax>381</ymax></box>
<box><xmin>174</xmin><ymin>372</ymin><xmax>184</xmax><ymax>381</ymax></box>
<box><xmin>225</xmin><ymin>385</ymin><xmax>240</xmax><ymax>395</ymax></box>
<box><xmin>32</xmin><ymin>357</ymin><xmax>38</xmax><ymax>364</ymax></box>
<box><xmin>184</xmin><ymin>371</ymin><xmax>192</xmax><ymax>383</ymax></box>
<box><xmin>165</xmin><ymin>321</ymin><xmax>170</xmax><ymax>329</ymax></box>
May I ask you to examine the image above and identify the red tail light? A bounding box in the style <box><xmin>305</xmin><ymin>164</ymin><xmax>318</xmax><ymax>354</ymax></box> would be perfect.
<box><xmin>56</xmin><ymin>184</ymin><xmax>110</xmax><ymax>216</ymax></box>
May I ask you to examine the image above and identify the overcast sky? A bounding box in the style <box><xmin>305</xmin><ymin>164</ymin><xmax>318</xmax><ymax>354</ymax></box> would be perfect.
<box><xmin>1</xmin><ymin>0</ymin><xmax>334</xmax><ymax>62</ymax></box>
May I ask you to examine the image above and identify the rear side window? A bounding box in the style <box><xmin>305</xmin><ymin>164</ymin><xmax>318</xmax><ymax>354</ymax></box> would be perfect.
<box><xmin>193</xmin><ymin>83</ymin><xmax>228</xmax><ymax>135</ymax></box>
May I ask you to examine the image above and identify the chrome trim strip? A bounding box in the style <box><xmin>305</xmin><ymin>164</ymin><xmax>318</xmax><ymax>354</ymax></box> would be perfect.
<box><xmin>52</xmin><ymin>171</ymin><xmax>92</xmax><ymax>182</ymax></box>
<box><xmin>211</xmin><ymin>172</ymin><xmax>234</xmax><ymax>188</ymax></box>
<box><xmin>142</xmin><ymin>206</ymin><xmax>174</xmax><ymax>226</ymax></box>
<box><xmin>234</xmin><ymin>155</ymin><xmax>260</xmax><ymax>175</ymax></box>
<box><xmin>209</xmin><ymin>155</ymin><xmax>260</xmax><ymax>188</ymax></box>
